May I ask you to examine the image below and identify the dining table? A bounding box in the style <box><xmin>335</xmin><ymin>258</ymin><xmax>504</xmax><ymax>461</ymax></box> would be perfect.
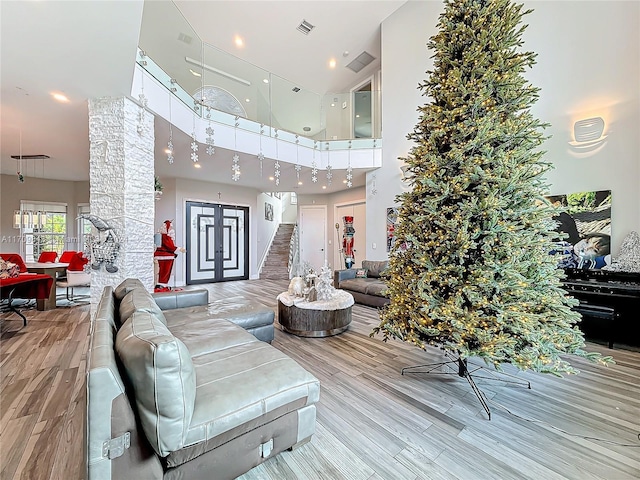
<box><xmin>25</xmin><ymin>262</ymin><xmax>69</xmax><ymax>310</ymax></box>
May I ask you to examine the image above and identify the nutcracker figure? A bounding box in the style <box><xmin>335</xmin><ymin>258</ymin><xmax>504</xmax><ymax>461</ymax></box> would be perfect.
<box><xmin>342</xmin><ymin>216</ymin><xmax>355</xmax><ymax>269</ymax></box>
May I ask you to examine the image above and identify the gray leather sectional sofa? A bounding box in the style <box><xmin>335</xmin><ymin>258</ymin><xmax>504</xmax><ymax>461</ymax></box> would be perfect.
<box><xmin>334</xmin><ymin>260</ymin><xmax>390</xmax><ymax>308</ymax></box>
<box><xmin>87</xmin><ymin>278</ymin><xmax>320</xmax><ymax>480</ymax></box>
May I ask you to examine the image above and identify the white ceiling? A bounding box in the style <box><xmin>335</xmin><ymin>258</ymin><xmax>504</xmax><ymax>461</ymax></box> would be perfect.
<box><xmin>0</xmin><ymin>0</ymin><xmax>405</xmax><ymax>193</ymax></box>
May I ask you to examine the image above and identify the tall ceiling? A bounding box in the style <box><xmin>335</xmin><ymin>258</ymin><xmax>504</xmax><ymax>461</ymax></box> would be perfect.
<box><xmin>0</xmin><ymin>0</ymin><xmax>406</xmax><ymax>192</ymax></box>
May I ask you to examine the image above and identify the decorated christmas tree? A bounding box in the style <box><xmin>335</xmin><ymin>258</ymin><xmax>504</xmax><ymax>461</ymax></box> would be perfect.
<box><xmin>373</xmin><ymin>0</ymin><xmax>611</xmax><ymax>375</ymax></box>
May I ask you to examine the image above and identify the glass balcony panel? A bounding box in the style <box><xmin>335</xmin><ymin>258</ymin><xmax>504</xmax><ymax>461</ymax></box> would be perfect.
<box><xmin>269</xmin><ymin>74</ymin><xmax>322</xmax><ymax>140</ymax></box>
<box><xmin>139</xmin><ymin>1</ymin><xmax>203</xmax><ymax>109</ymax></box>
<box><xmin>201</xmin><ymin>43</ymin><xmax>271</xmax><ymax>129</ymax></box>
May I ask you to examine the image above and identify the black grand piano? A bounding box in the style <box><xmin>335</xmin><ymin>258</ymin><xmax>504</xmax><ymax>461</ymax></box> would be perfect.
<box><xmin>561</xmin><ymin>268</ymin><xmax>640</xmax><ymax>348</ymax></box>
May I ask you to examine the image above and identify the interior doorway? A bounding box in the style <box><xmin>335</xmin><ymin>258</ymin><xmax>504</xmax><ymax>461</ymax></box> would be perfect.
<box><xmin>185</xmin><ymin>201</ymin><xmax>249</xmax><ymax>284</ymax></box>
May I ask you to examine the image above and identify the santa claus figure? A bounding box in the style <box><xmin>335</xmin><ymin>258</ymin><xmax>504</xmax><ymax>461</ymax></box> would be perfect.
<box><xmin>154</xmin><ymin>220</ymin><xmax>185</xmax><ymax>290</ymax></box>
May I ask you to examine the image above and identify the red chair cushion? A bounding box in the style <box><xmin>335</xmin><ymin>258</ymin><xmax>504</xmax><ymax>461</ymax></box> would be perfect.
<box><xmin>38</xmin><ymin>251</ymin><xmax>58</xmax><ymax>263</ymax></box>
<box><xmin>0</xmin><ymin>253</ymin><xmax>27</xmax><ymax>273</ymax></box>
<box><xmin>59</xmin><ymin>251</ymin><xmax>77</xmax><ymax>263</ymax></box>
<box><xmin>68</xmin><ymin>253</ymin><xmax>89</xmax><ymax>271</ymax></box>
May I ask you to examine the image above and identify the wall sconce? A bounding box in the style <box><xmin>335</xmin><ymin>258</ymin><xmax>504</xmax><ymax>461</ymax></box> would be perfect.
<box><xmin>569</xmin><ymin>117</ymin><xmax>607</xmax><ymax>148</ymax></box>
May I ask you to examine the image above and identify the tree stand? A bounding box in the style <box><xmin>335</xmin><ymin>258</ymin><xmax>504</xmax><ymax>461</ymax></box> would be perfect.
<box><xmin>401</xmin><ymin>351</ymin><xmax>531</xmax><ymax>420</ymax></box>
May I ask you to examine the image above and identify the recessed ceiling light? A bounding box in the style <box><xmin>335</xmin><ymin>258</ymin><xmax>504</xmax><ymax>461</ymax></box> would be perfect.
<box><xmin>234</xmin><ymin>35</ymin><xmax>244</xmax><ymax>47</ymax></box>
<box><xmin>298</xmin><ymin>181</ymin><xmax>303</xmax><ymax>185</ymax></box>
<box><xmin>342</xmin><ymin>179</ymin><xmax>348</xmax><ymax>184</ymax></box>
<box><xmin>329</xmin><ymin>59</ymin><xmax>337</xmax><ymax>69</ymax></box>
<box><xmin>245</xmin><ymin>98</ymin><xmax>250</xmax><ymax>102</ymax></box>
<box><xmin>164</xmin><ymin>148</ymin><xmax>172</xmax><ymax>154</ymax></box>
<box><xmin>51</xmin><ymin>92</ymin><xmax>69</xmax><ymax>103</ymax></box>
<box><xmin>356</xmin><ymin>114</ymin><xmax>360</xmax><ymax>118</ymax></box>
<box><xmin>322</xmin><ymin>185</ymin><xmax>327</xmax><ymax>189</ymax></box>
<box><xmin>189</xmin><ymin>68</ymin><xmax>202</xmax><ymax>77</ymax></box>
<box><xmin>194</xmin><ymin>163</ymin><xmax>202</xmax><ymax>169</ymax></box>
<box><xmin>269</xmin><ymin>176</ymin><xmax>275</xmax><ymax>181</ymax></box>
<box><xmin>263</xmin><ymin>78</ymin><xmax>269</xmax><ymax>84</ymax></box>
<box><xmin>330</xmin><ymin>103</ymin><xmax>336</xmax><ymax>107</ymax></box>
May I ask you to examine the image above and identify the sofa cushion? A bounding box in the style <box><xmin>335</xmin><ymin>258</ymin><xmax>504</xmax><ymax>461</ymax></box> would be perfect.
<box><xmin>164</xmin><ymin>298</ymin><xmax>274</xmax><ymax>332</ymax></box>
<box><xmin>365</xmin><ymin>280</ymin><xmax>388</xmax><ymax>297</ymax></box>
<box><xmin>119</xmin><ymin>288</ymin><xmax>167</xmax><ymax>326</ymax></box>
<box><xmin>167</xmin><ymin>315</ymin><xmax>259</xmax><ymax>357</ymax></box>
<box><xmin>339</xmin><ymin>278</ymin><xmax>379</xmax><ymax>294</ymax></box>
<box><xmin>114</xmin><ymin>278</ymin><xmax>146</xmax><ymax>301</ymax></box>
<box><xmin>178</xmin><ymin>342</ymin><xmax>320</xmax><ymax>455</ymax></box>
<box><xmin>361</xmin><ymin>260</ymin><xmax>388</xmax><ymax>278</ymax></box>
<box><xmin>355</xmin><ymin>268</ymin><xmax>368</xmax><ymax>278</ymax></box>
<box><xmin>116</xmin><ymin>311</ymin><xmax>196</xmax><ymax>458</ymax></box>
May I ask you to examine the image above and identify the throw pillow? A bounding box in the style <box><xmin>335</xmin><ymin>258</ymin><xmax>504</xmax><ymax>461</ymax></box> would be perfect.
<box><xmin>0</xmin><ymin>260</ymin><xmax>20</xmax><ymax>279</ymax></box>
<box><xmin>355</xmin><ymin>268</ymin><xmax>368</xmax><ymax>278</ymax></box>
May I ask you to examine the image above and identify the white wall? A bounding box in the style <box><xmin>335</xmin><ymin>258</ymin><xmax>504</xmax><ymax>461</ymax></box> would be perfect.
<box><xmin>281</xmin><ymin>192</ymin><xmax>298</xmax><ymax>223</ymax></box>
<box><xmin>371</xmin><ymin>0</ymin><xmax>640</xmax><ymax>259</ymax></box>
<box><xmin>256</xmin><ymin>192</ymin><xmax>283</xmax><ymax>269</ymax></box>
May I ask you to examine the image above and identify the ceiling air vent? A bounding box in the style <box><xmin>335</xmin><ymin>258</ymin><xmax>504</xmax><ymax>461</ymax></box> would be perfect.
<box><xmin>297</xmin><ymin>19</ymin><xmax>315</xmax><ymax>35</ymax></box>
<box><xmin>292</xmin><ymin>86</ymin><xmax>301</xmax><ymax>92</ymax></box>
<box><xmin>346</xmin><ymin>51</ymin><xmax>375</xmax><ymax>73</ymax></box>
<box><xmin>11</xmin><ymin>154</ymin><xmax>50</xmax><ymax>160</ymax></box>
<box><xmin>178</xmin><ymin>32</ymin><xmax>193</xmax><ymax>45</ymax></box>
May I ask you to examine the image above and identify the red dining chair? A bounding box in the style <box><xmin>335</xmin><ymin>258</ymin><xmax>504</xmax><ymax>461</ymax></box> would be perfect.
<box><xmin>57</xmin><ymin>253</ymin><xmax>90</xmax><ymax>304</ymax></box>
<box><xmin>58</xmin><ymin>251</ymin><xmax>76</xmax><ymax>263</ymax></box>
<box><xmin>37</xmin><ymin>251</ymin><xmax>58</xmax><ymax>263</ymax></box>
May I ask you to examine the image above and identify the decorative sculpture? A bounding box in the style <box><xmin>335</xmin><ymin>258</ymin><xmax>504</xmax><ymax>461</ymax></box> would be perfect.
<box><xmin>80</xmin><ymin>214</ymin><xmax>120</xmax><ymax>273</ymax></box>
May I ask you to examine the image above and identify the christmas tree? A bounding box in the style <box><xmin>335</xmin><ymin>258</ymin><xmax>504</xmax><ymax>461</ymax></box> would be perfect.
<box><xmin>373</xmin><ymin>0</ymin><xmax>612</xmax><ymax>375</ymax></box>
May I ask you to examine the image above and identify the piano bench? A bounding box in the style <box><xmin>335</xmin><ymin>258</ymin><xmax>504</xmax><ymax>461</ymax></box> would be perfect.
<box><xmin>575</xmin><ymin>304</ymin><xmax>619</xmax><ymax>349</ymax></box>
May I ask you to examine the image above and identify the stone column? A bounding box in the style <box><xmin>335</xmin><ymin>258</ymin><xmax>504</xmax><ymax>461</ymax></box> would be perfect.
<box><xmin>88</xmin><ymin>96</ymin><xmax>155</xmax><ymax>315</ymax></box>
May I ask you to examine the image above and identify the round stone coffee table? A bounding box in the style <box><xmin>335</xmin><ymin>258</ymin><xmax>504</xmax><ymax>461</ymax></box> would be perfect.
<box><xmin>276</xmin><ymin>290</ymin><xmax>354</xmax><ymax>337</ymax></box>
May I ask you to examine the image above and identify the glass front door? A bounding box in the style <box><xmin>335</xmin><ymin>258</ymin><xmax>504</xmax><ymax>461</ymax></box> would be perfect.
<box><xmin>186</xmin><ymin>201</ymin><xmax>249</xmax><ymax>284</ymax></box>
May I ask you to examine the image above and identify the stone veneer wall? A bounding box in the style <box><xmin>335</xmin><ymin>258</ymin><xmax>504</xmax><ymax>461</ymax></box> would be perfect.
<box><xmin>88</xmin><ymin>97</ymin><xmax>155</xmax><ymax>315</ymax></box>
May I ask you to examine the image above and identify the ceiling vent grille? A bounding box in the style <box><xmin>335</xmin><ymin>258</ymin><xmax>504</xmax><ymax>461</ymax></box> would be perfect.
<box><xmin>296</xmin><ymin>20</ymin><xmax>315</xmax><ymax>35</ymax></box>
<box><xmin>11</xmin><ymin>154</ymin><xmax>50</xmax><ymax>160</ymax></box>
<box><xmin>178</xmin><ymin>32</ymin><xmax>193</xmax><ymax>45</ymax></box>
<box><xmin>346</xmin><ymin>51</ymin><xmax>375</xmax><ymax>73</ymax></box>
<box><xmin>292</xmin><ymin>87</ymin><xmax>301</xmax><ymax>92</ymax></box>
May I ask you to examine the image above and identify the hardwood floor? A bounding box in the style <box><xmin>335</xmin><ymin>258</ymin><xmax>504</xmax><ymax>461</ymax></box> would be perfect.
<box><xmin>1</xmin><ymin>280</ymin><xmax>639</xmax><ymax>480</ymax></box>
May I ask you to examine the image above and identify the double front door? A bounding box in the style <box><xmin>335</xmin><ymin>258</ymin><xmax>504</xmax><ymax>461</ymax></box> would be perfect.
<box><xmin>186</xmin><ymin>202</ymin><xmax>249</xmax><ymax>284</ymax></box>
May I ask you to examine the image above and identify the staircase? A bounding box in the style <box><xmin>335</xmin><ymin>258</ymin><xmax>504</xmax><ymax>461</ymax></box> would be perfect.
<box><xmin>260</xmin><ymin>223</ymin><xmax>296</xmax><ymax>280</ymax></box>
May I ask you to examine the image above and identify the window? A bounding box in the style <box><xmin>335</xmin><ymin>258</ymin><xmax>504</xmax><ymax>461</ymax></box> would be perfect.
<box><xmin>78</xmin><ymin>204</ymin><xmax>91</xmax><ymax>253</ymax></box>
<box><xmin>290</xmin><ymin>192</ymin><xmax>298</xmax><ymax>205</ymax></box>
<box><xmin>20</xmin><ymin>202</ymin><xmax>67</xmax><ymax>262</ymax></box>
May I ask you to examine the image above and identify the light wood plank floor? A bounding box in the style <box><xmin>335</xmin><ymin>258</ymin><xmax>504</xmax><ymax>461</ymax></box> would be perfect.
<box><xmin>1</xmin><ymin>280</ymin><xmax>639</xmax><ymax>480</ymax></box>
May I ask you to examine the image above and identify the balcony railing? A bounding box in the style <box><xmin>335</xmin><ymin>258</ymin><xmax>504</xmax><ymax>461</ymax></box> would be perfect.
<box><xmin>138</xmin><ymin>0</ymin><xmax>381</xmax><ymax>146</ymax></box>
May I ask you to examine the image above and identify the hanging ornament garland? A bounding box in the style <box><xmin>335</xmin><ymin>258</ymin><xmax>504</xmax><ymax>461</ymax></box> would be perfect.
<box><xmin>294</xmin><ymin>135</ymin><xmax>301</xmax><ymax>183</ymax></box>
<box><xmin>311</xmin><ymin>141</ymin><xmax>318</xmax><ymax>183</ymax></box>
<box><xmin>274</xmin><ymin>129</ymin><xmax>280</xmax><ymax>186</ymax></box>
<box><xmin>205</xmin><ymin>107</ymin><xmax>215</xmax><ymax>156</ymax></box>
<box><xmin>325</xmin><ymin>142</ymin><xmax>332</xmax><ymax>185</ymax></box>
<box><xmin>137</xmin><ymin>71</ymin><xmax>148</xmax><ymax>135</ymax></box>
<box><xmin>346</xmin><ymin>140</ymin><xmax>353</xmax><ymax>188</ymax></box>
<box><xmin>257</xmin><ymin>124</ymin><xmax>265</xmax><ymax>178</ymax></box>
<box><xmin>232</xmin><ymin>117</ymin><xmax>240</xmax><ymax>181</ymax></box>
<box><xmin>371</xmin><ymin>173</ymin><xmax>378</xmax><ymax>196</ymax></box>
<box><xmin>167</xmin><ymin>96</ymin><xmax>174</xmax><ymax>164</ymax></box>
<box><xmin>190</xmin><ymin>113</ymin><xmax>199</xmax><ymax>163</ymax></box>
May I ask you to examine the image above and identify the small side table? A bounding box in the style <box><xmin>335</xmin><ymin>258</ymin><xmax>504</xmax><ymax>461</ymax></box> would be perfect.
<box><xmin>277</xmin><ymin>290</ymin><xmax>354</xmax><ymax>337</ymax></box>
